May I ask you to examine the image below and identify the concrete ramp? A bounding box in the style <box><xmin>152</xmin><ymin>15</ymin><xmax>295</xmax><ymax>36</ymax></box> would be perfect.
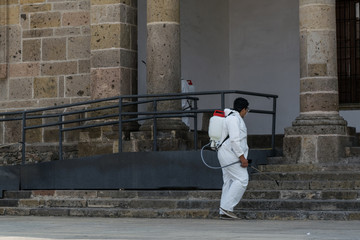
<box><xmin>0</xmin><ymin>149</ymin><xmax>272</xmax><ymax>193</ymax></box>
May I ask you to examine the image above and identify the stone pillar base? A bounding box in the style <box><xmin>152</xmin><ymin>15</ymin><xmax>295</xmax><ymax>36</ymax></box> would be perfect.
<box><xmin>283</xmin><ymin>114</ymin><xmax>355</xmax><ymax>164</ymax></box>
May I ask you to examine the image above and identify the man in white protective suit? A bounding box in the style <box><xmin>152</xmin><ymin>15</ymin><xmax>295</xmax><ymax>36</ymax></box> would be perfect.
<box><xmin>218</xmin><ymin>97</ymin><xmax>250</xmax><ymax>220</ymax></box>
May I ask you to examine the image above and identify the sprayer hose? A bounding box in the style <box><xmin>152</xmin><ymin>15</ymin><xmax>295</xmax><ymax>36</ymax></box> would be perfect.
<box><xmin>200</xmin><ymin>142</ymin><xmax>239</xmax><ymax>169</ymax></box>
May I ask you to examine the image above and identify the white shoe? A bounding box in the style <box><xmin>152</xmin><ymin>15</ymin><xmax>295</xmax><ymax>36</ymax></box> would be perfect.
<box><xmin>219</xmin><ymin>207</ymin><xmax>239</xmax><ymax>219</ymax></box>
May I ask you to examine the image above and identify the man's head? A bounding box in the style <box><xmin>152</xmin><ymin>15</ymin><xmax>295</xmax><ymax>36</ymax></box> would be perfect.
<box><xmin>233</xmin><ymin>97</ymin><xmax>249</xmax><ymax>118</ymax></box>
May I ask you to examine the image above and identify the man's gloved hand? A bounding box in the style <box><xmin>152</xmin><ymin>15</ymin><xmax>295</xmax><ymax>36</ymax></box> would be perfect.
<box><xmin>239</xmin><ymin>155</ymin><xmax>248</xmax><ymax>168</ymax></box>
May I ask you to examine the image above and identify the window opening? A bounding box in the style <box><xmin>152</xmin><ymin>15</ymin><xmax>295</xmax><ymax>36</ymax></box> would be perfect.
<box><xmin>336</xmin><ymin>0</ymin><xmax>360</xmax><ymax>105</ymax></box>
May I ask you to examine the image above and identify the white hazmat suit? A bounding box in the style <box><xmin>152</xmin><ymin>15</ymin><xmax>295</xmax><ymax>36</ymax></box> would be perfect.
<box><xmin>218</xmin><ymin>108</ymin><xmax>249</xmax><ymax>215</ymax></box>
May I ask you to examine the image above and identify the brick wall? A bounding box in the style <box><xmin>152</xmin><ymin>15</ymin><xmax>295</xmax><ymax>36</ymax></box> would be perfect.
<box><xmin>0</xmin><ymin>0</ymin><xmax>138</xmax><ymax>145</ymax></box>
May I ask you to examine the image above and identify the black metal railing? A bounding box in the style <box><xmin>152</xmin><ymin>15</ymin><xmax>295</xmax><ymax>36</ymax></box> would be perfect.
<box><xmin>0</xmin><ymin>90</ymin><xmax>278</xmax><ymax>164</ymax></box>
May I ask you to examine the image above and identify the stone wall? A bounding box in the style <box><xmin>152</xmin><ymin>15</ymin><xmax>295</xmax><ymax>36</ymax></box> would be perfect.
<box><xmin>0</xmin><ymin>0</ymin><xmax>138</xmax><ymax>146</ymax></box>
<box><xmin>0</xmin><ymin>0</ymin><xmax>92</xmax><ymax>111</ymax></box>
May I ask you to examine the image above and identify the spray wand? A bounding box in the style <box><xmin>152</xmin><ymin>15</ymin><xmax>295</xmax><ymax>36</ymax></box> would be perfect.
<box><xmin>249</xmin><ymin>164</ymin><xmax>280</xmax><ymax>186</ymax></box>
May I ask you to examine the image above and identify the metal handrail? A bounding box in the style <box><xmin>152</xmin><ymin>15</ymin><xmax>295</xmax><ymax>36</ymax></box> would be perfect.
<box><xmin>0</xmin><ymin>90</ymin><xmax>278</xmax><ymax>164</ymax></box>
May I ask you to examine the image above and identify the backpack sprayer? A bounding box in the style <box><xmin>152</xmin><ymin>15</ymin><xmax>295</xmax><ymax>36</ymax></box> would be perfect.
<box><xmin>200</xmin><ymin>110</ymin><xmax>240</xmax><ymax>169</ymax></box>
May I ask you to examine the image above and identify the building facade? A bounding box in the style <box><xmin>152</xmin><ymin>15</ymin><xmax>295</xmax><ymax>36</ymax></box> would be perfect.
<box><xmin>1</xmin><ymin>0</ymin><xmax>359</xmax><ymax>164</ymax></box>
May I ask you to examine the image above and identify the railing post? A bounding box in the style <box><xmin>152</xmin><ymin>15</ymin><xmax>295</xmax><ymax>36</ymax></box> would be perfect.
<box><xmin>21</xmin><ymin>112</ymin><xmax>26</xmax><ymax>165</ymax></box>
<box><xmin>271</xmin><ymin>97</ymin><xmax>277</xmax><ymax>156</ymax></box>
<box><xmin>221</xmin><ymin>92</ymin><xmax>225</xmax><ymax>110</ymax></box>
<box><xmin>59</xmin><ymin>114</ymin><xmax>63</xmax><ymax>160</ymax></box>
<box><xmin>153</xmin><ymin>100</ymin><xmax>157</xmax><ymax>151</ymax></box>
<box><xmin>193</xmin><ymin>99</ymin><xmax>198</xmax><ymax>150</ymax></box>
<box><xmin>118</xmin><ymin>97</ymin><xmax>123</xmax><ymax>153</ymax></box>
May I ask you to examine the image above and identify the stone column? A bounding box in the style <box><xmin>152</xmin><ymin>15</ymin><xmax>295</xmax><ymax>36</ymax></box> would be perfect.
<box><xmin>283</xmin><ymin>0</ymin><xmax>353</xmax><ymax>164</ymax></box>
<box><xmin>90</xmin><ymin>0</ymin><xmax>138</xmax><ymax>132</ymax></box>
<box><xmin>143</xmin><ymin>0</ymin><xmax>186</xmax><ymax>131</ymax></box>
<box><xmin>90</xmin><ymin>0</ymin><xmax>138</xmax><ymax>99</ymax></box>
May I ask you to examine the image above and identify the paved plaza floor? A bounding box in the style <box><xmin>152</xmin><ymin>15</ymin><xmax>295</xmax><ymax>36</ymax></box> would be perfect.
<box><xmin>0</xmin><ymin>216</ymin><xmax>359</xmax><ymax>240</ymax></box>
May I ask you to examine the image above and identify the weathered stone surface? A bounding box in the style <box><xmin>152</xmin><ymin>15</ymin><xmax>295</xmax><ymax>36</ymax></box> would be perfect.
<box><xmin>300</xmin><ymin>77</ymin><xmax>337</xmax><ymax>93</ymax></box>
<box><xmin>68</xmin><ymin>36</ymin><xmax>91</xmax><ymax>59</ymax></box>
<box><xmin>53</xmin><ymin>2</ymin><xmax>78</xmax><ymax>11</ymax></box>
<box><xmin>44</xmin><ymin>128</ymin><xmax>59</xmax><ymax>143</ymax></box>
<box><xmin>34</xmin><ymin>77</ymin><xmax>57</xmax><ymax>98</ymax></box>
<box><xmin>23</xmin><ymin>29</ymin><xmax>53</xmax><ymax>38</ymax></box>
<box><xmin>317</xmin><ymin>135</ymin><xmax>352</xmax><ymax>163</ymax></box>
<box><xmin>301</xmin><ymin>0</ymin><xmax>335</xmax><ymax>4</ymax></box>
<box><xmin>306</xmin><ymin>31</ymin><xmax>337</xmax><ymax>77</ymax></box>
<box><xmin>298</xmin><ymin>136</ymin><xmax>317</xmax><ymax>163</ymax></box>
<box><xmin>37</xmin><ymin>98</ymin><xmax>70</xmax><ymax>107</ymax></box>
<box><xmin>4</xmin><ymin>120</ymin><xmax>21</xmax><ymax>143</ymax></box>
<box><xmin>307</xmin><ymin>64</ymin><xmax>327</xmax><ymax>77</ymax></box>
<box><xmin>41</xmin><ymin>62</ymin><xmax>77</xmax><ymax>76</ymax></box>
<box><xmin>147</xmin><ymin>0</ymin><xmax>179</xmax><ymax>23</ymax></box>
<box><xmin>147</xmin><ymin>23</ymin><xmax>180</xmax><ymax>96</ymax></box>
<box><xmin>0</xmin><ymin>0</ymin><xmax>19</xmax><ymax>5</ymax></box>
<box><xmin>0</xmin><ymin>27</ymin><xmax>6</xmax><ymax>63</ymax></box>
<box><xmin>282</xmin><ymin>136</ymin><xmax>301</xmax><ymax>163</ymax></box>
<box><xmin>30</xmin><ymin>12</ymin><xmax>61</xmax><ymax>29</ymax></box>
<box><xmin>62</xmin><ymin>11</ymin><xmax>90</xmax><ymax>26</ymax></box>
<box><xmin>21</xmin><ymin>4</ymin><xmax>51</xmax><ymax>13</ymax></box>
<box><xmin>91</xmin><ymin>24</ymin><xmax>121</xmax><ymax>50</ymax></box>
<box><xmin>8</xmin><ymin>26</ymin><xmax>22</xmax><ymax>63</ymax></box>
<box><xmin>300</xmin><ymin>4</ymin><xmax>335</xmax><ymax>31</ymax></box>
<box><xmin>65</xmin><ymin>74</ymin><xmax>90</xmax><ymax>97</ymax></box>
<box><xmin>146</xmin><ymin>22</ymin><xmax>180</xmax><ymax>114</ymax></box>
<box><xmin>79</xmin><ymin>60</ymin><xmax>90</xmax><ymax>73</ymax></box>
<box><xmin>77</xmin><ymin>141</ymin><xmax>113</xmax><ymax>157</ymax></box>
<box><xmin>18</xmin><ymin>199</ymin><xmax>45</xmax><ymax>208</ymax></box>
<box><xmin>285</xmin><ymin>125</ymin><xmax>347</xmax><ymax>136</ymax></box>
<box><xmin>91</xmin><ymin>49</ymin><xmax>120</xmax><ymax>68</ymax></box>
<box><xmin>90</xmin><ymin>68</ymin><xmax>120</xmax><ymax>99</ymax></box>
<box><xmin>300</xmin><ymin>92</ymin><xmax>338</xmax><ymax>112</ymax></box>
<box><xmin>0</xmin><ymin>64</ymin><xmax>6</xmax><ymax>79</ymax></box>
<box><xmin>91</xmin><ymin>5</ymin><xmax>121</xmax><ymax>24</ymax></box>
<box><xmin>20</xmin><ymin>0</ymin><xmax>46</xmax><ymax>4</ymax></box>
<box><xmin>9</xmin><ymin>63</ymin><xmax>40</xmax><ymax>78</ymax></box>
<box><xmin>21</xmin><ymin>13</ymin><xmax>30</xmax><ymax>30</ymax></box>
<box><xmin>54</xmin><ymin>27</ymin><xmax>81</xmax><ymax>36</ymax></box>
<box><xmin>42</xmin><ymin>38</ymin><xmax>67</xmax><ymax>61</ymax></box>
<box><xmin>79</xmin><ymin>0</ymin><xmax>91</xmax><ymax>11</ymax></box>
<box><xmin>130</xmin><ymin>25</ymin><xmax>137</xmax><ymax>50</ymax></box>
<box><xmin>22</xmin><ymin>39</ymin><xmax>41</xmax><ymax>61</ymax></box>
<box><xmin>121</xmin><ymin>4</ymin><xmax>137</xmax><ymax>25</ymax></box>
<box><xmin>0</xmin><ymin>5</ymin><xmax>19</xmax><ymax>25</ymax></box>
<box><xmin>120</xmin><ymin>49</ymin><xmax>137</xmax><ymax>69</ymax></box>
<box><xmin>26</xmin><ymin>118</ymin><xmax>42</xmax><ymax>143</ymax></box>
<box><xmin>9</xmin><ymin>78</ymin><xmax>33</xmax><ymax>100</ymax></box>
<box><xmin>91</xmin><ymin>0</ymin><xmax>133</xmax><ymax>6</ymax></box>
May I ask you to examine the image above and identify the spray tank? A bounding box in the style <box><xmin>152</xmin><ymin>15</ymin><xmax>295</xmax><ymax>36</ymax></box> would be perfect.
<box><xmin>208</xmin><ymin>110</ymin><xmax>226</xmax><ymax>150</ymax></box>
<box><xmin>201</xmin><ymin>110</ymin><xmax>239</xmax><ymax>169</ymax></box>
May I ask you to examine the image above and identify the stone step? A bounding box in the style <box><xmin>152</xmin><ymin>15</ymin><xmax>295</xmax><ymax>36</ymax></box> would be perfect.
<box><xmin>248</xmin><ymin>180</ymin><xmax>360</xmax><ymax>190</ymax></box>
<box><xmin>3</xmin><ymin>190</ymin><xmax>221</xmax><ymax>200</ymax></box>
<box><xmin>2</xmin><ymin>189</ymin><xmax>360</xmax><ymax>220</ymax></box>
<box><xmin>0</xmin><ymin>207</ymin><xmax>216</xmax><ymax>219</ymax></box>
<box><xmin>250</xmin><ymin>171</ymin><xmax>360</xmax><ymax>181</ymax></box>
<box><xmin>3</xmin><ymin>198</ymin><xmax>358</xmax><ymax>211</ymax></box>
<box><xmin>257</xmin><ymin>163</ymin><xmax>360</xmax><ymax>172</ymax></box>
<box><xmin>7</xmin><ymin>198</ymin><xmax>359</xmax><ymax>211</ymax></box>
<box><xmin>1</xmin><ymin>207</ymin><xmax>360</xmax><ymax>220</ymax></box>
<box><xmin>4</xmin><ymin>189</ymin><xmax>360</xmax><ymax>201</ymax></box>
<box><xmin>237</xmin><ymin>210</ymin><xmax>360</xmax><ymax>220</ymax></box>
<box><xmin>2</xmin><ymin>190</ymin><xmax>360</xmax><ymax>207</ymax></box>
<box><xmin>5</xmin><ymin>189</ymin><xmax>360</xmax><ymax>201</ymax></box>
<box><xmin>238</xmin><ymin>199</ymin><xmax>360</xmax><ymax>211</ymax></box>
